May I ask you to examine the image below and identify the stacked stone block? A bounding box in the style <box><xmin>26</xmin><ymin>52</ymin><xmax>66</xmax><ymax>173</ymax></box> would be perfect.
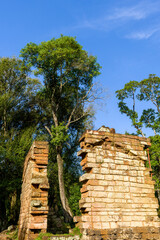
<box><xmin>75</xmin><ymin>129</ymin><xmax>160</xmax><ymax>240</ymax></box>
<box><xmin>18</xmin><ymin>141</ymin><xmax>49</xmax><ymax>240</ymax></box>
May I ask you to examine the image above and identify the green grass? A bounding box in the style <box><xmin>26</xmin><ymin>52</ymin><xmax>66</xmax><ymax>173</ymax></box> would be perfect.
<box><xmin>35</xmin><ymin>232</ymin><xmax>53</xmax><ymax>240</ymax></box>
<box><xmin>35</xmin><ymin>227</ymin><xmax>82</xmax><ymax>239</ymax></box>
<box><xmin>71</xmin><ymin>227</ymin><xmax>82</xmax><ymax>237</ymax></box>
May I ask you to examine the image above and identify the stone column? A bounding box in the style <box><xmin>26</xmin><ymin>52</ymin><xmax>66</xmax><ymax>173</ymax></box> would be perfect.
<box><xmin>18</xmin><ymin>141</ymin><xmax>49</xmax><ymax>240</ymax></box>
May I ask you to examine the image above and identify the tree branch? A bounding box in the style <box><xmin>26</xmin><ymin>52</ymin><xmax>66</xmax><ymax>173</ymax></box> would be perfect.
<box><xmin>67</xmin><ymin>112</ymin><xmax>89</xmax><ymax>126</ymax></box>
<box><xmin>45</xmin><ymin>126</ymin><xmax>53</xmax><ymax>137</ymax></box>
<box><xmin>66</xmin><ymin>83</ymin><xmax>94</xmax><ymax>128</ymax></box>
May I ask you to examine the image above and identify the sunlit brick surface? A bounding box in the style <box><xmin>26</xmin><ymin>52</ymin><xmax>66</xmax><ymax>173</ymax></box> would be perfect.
<box><xmin>75</xmin><ymin>129</ymin><xmax>160</xmax><ymax>240</ymax></box>
<box><xmin>18</xmin><ymin>141</ymin><xmax>49</xmax><ymax>240</ymax></box>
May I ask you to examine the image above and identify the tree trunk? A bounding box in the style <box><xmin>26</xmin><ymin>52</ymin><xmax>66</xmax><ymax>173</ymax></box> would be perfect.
<box><xmin>56</xmin><ymin>146</ymin><xmax>73</xmax><ymax>222</ymax></box>
<box><xmin>46</xmin><ymin>108</ymin><xmax>73</xmax><ymax>222</ymax></box>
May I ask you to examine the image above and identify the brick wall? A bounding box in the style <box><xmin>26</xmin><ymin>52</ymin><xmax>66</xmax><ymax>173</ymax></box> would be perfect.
<box><xmin>75</xmin><ymin>129</ymin><xmax>160</xmax><ymax>240</ymax></box>
<box><xmin>18</xmin><ymin>141</ymin><xmax>49</xmax><ymax>240</ymax></box>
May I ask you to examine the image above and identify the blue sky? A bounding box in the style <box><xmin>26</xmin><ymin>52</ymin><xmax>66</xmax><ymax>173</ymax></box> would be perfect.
<box><xmin>1</xmin><ymin>0</ymin><xmax>160</xmax><ymax>136</ymax></box>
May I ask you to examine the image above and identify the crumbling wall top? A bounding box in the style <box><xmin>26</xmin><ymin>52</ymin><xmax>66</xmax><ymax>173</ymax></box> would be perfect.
<box><xmin>79</xmin><ymin>128</ymin><xmax>151</xmax><ymax>149</ymax></box>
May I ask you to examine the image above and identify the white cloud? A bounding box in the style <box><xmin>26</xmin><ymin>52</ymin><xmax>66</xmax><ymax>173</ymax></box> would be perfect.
<box><xmin>69</xmin><ymin>0</ymin><xmax>160</xmax><ymax>41</ymax></box>
<box><xmin>108</xmin><ymin>7</ymin><xmax>146</xmax><ymax>21</ymax></box>
<box><xmin>108</xmin><ymin>1</ymin><xmax>159</xmax><ymax>21</ymax></box>
<box><xmin>126</xmin><ymin>27</ymin><xmax>160</xmax><ymax>40</ymax></box>
<box><xmin>76</xmin><ymin>0</ymin><xmax>160</xmax><ymax>31</ymax></box>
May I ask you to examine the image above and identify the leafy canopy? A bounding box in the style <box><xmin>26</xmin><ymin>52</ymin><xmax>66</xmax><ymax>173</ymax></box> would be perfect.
<box><xmin>116</xmin><ymin>74</ymin><xmax>160</xmax><ymax>136</ymax></box>
<box><xmin>0</xmin><ymin>57</ymin><xmax>41</xmax><ymax>229</ymax></box>
<box><xmin>20</xmin><ymin>36</ymin><xmax>101</xmax><ymax>126</ymax></box>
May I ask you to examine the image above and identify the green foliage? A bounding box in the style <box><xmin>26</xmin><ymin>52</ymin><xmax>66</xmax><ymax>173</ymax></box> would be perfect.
<box><xmin>35</xmin><ymin>227</ymin><xmax>82</xmax><ymax>240</ymax></box>
<box><xmin>47</xmin><ymin>145</ymin><xmax>82</xmax><ymax>218</ymax></box>
<box><xmin>35</xmin><ymin>232</ymin><xmax>53</xmax><ymax>240</ymax></box>
<box><xmin>0</xmin><ymin>127</ymin><xmax>35</xmax><ymax>226</ymax></box>
<box><xmin>47</xmin><ymin>152</ymin><xmax>63</xmax><ymax>216</ymax></box>
<box><xmin>0</xmin><ymin>57</ymin><xmax>41</xmax><ymax>135</ymax></box>
<box><xmin>116</xmin><ymin>81</ymin><xmax>139</xmax><ymax>100</ymax></box>
<box><xmin>149</xmin><ymin>135</ymin><xmax>160</xmax><ymax>202</ymax></box>
<box><xmin>116</xmin><ymin>80</ymin><xmax>143</xmax><ymax>135</ymax></box>
<box><xmin>72</xmin><ymin>227</ymin><xmax>82</xmax><ymax>237</ymax></box>
<box><xmin>125</xmin><ymin>131</ymin><xmax>138</xmax><ymax>136</ymax></box>
<box><xmin>137</xmin><ymin>75</ymin><xmax>160</xmax><ymax>103</ymax></box>
<box><xmin>148</xmin><ymin>135</ymin><xmax>160</xmax><ymax>215</ymax></box>
<box><xmin>20</xmin><ymin>36</ymin><xmax>101</xmax><ymax>128</ymax></box>
<box><xmin>51</xmin><ymin>123</ymin><xmax>69</xmax><ymax>146</ymax></box>
<box><xmin>68</xmin><ymin>183</ymin><xmax>81</xmax><ymax>216</ymax></box>
<box><xmin>116</xmin><ymin>74</ymin><xmax>160</xmax><ymax>136</ymax></box>
<box><xmin>0</xmin><ymin>57</ymin><xmax>41</xmax><ymax>230</ymax></box>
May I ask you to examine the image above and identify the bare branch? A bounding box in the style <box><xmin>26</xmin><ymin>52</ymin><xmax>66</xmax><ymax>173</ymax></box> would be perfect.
<box><xmin>45</xmin><ymin>126</ymin><xmax>53</xmax><ymax>137</ymax></box>
<box><xmin>67</xmin><ymin>112</ymin><xmax>89</xmax><ymax>126</ymax></box>
<box><xmin>51</xmin><ymin>110</ymin><xmax>58</xmax><ymax>127</ymax></box>
<box><xmin>142</xmin><ymin>86</ymin><xmax>159</xmax><ymax>112</ymax></box>
<box><xmin>66</xmin><ymin>83</ymin><xmax>94</xmax><ymax>128</ymax></box>
<box><xmin>134</xmin><ymin>125</ymin><xmax>145</xmax><ymax>137</ymax></box>
<box><xmin>153</xmin><ymin>129</ymin><xmax>157</xmax><ymax>135</ymax></box>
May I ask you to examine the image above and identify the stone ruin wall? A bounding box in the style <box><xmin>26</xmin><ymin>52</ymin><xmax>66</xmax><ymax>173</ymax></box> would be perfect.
<box><xmin>75</xmin><ymin>129</ymin><xmax>160</xmax><ymax>240</ymax></box>
<box><xmin>18</xmin><ymin>131</ymin><xmax>160</xmax><ymax>240</ymax></box>
<box><xmin>18</xmin><ymin>141</ymin><xmax>49</xmax><ymax>240</ymax></box>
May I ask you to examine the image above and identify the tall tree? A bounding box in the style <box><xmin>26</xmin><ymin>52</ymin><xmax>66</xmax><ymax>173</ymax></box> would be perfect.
<box><xmin>115</xmin><ymin>81</ymin><xmax>143</xmax><ymax>135</ymax></box>
<box><xmin>20</xmin><ymin>36</ymin><xmax>101</xmax><ymax>221</ymax></box>
<box><xmin>0</xmin><ymin>57</ymin><xmax>41</xmax><ymax>230</ymax></box>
